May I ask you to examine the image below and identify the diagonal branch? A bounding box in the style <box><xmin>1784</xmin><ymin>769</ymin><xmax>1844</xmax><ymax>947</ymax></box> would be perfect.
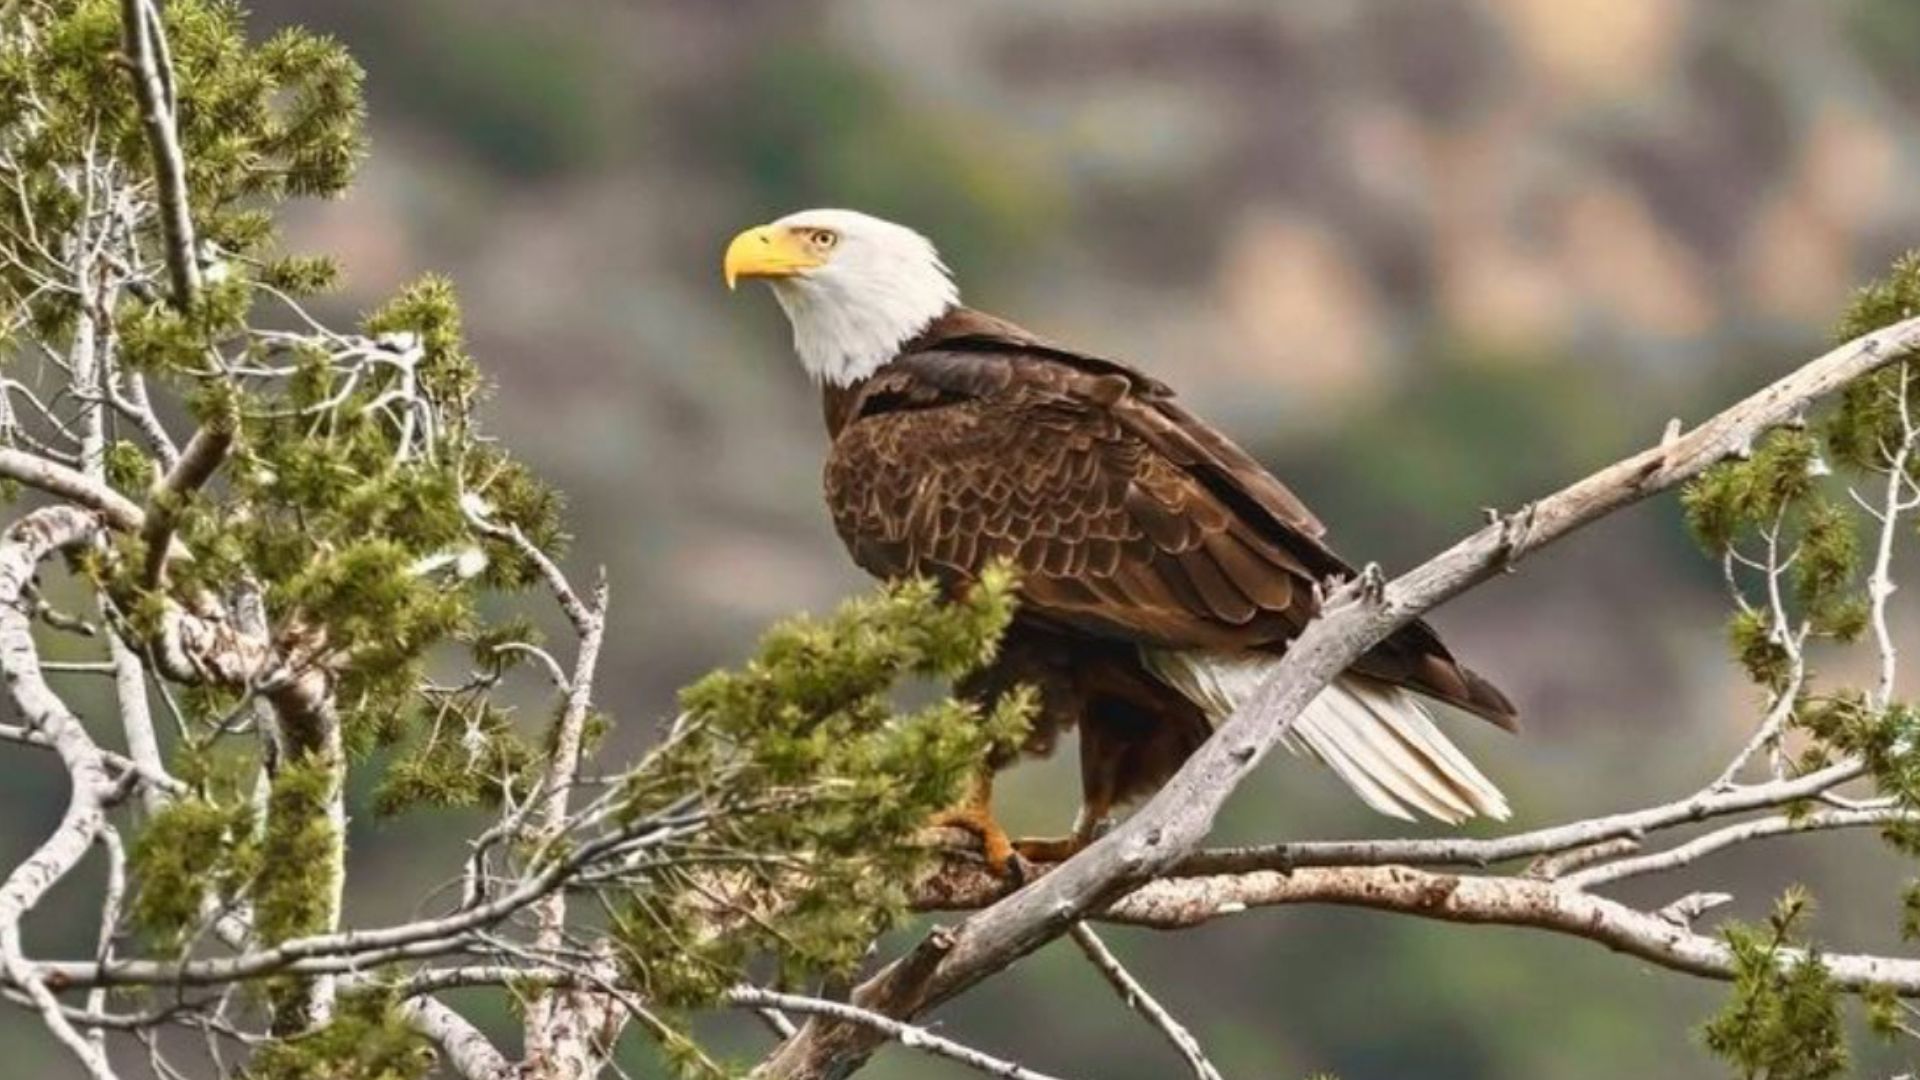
<box><xmin>118</xmin><ymin>0</ymin><xmax>231</xmax><ymax>592</ymax></box>
<box><xmin>137</xmin><ymin>424</ymin><xmax>231</xmax><ymax>589</ymax></box>
<box><xmin>1068</xmin><ymin>924</ymin><xmax>1221</xmax><ymax>1080</ymax></box>
<box><xmin>729</xmin><ymin>987</ymin><xmax>1068</xmax><ymax>1080</ymax></box>
<box><xmin>755</xmin><ymin>315</ymin><xmax>1920</xmax><ymax>1079</ymax></box>
<box><xmin>118</xmin><ymin>0</ymin><xmax>198</xmax><ymax>310</ymax></box>
<box><xmin>17</xmin><ymin>801</ymin><xmax>713</xmax><ymax>989</ymax></box>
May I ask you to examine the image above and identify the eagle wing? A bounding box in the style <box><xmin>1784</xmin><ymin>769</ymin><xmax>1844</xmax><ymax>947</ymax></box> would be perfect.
<box><xmin>822</xmin><ymin>316</ymin><xmax>1515</xmax><ymax>728</ymax></box>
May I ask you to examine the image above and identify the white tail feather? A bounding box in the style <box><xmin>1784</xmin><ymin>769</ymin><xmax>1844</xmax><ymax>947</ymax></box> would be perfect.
<box><xmin>1139</xmin><ymin>649</ymin><xmax>1510</xmax><ymax>823</ymax></box>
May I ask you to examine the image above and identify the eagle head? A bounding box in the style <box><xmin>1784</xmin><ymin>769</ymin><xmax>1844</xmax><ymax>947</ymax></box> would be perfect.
<box><xmin>724</xmin><ymin>209</ymin><xmax>958</xmax><ymax>386</ymax></box>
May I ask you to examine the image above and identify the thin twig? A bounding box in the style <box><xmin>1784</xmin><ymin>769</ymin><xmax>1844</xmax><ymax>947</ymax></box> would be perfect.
<box><xmin>119</xmin><ymin>0</ymin><xmax>199</xmax><ymax>310</ymax></box>
<box><xmin>730</xmin><ymin>987</ymin><xmax>1068</xmax><ymax>1080</ymax></box>
<box><xmin>1175</xmin><ymin>756</ymin><xmax>1863</xmax><ymax>877</ymax></box>
<box><xmin>1561</xmin><ymin>807</ymin><xmax>1909</xmax><ymax>889</ymax></box>
<box><xmin>1069</xmin><ymin>923</ymin><xmax>1222</xmax><ymax>1080</ymax></box>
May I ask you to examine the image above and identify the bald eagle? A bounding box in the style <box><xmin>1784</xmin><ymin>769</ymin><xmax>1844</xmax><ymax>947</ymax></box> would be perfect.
<box><xmin>725</xmin><ymin>209</ymin><xmax>1516</xmax><ymax>872</ymax></box>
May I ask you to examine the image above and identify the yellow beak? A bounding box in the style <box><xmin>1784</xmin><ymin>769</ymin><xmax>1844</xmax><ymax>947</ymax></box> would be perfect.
<box><xmin>723</xmin><ymin>225</ymin><xmax>825</xmax><ymax>290</ymax></box>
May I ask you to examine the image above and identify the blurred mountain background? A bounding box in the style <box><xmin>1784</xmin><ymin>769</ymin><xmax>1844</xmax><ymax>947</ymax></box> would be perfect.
<box><xmin>16</xmin><ymin>1</ymin><xmax>1920</xmax><ymax>1076</ymax></box>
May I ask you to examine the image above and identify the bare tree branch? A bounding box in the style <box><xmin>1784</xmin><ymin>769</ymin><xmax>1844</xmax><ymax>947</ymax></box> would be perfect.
<box><xmin>19</xmin><ymin>806</ymin><xmax>706</xmax><ymax>989</ymax></box>
<box><xmin>138</xmin><ymin>424</ymin><xmax>231</xmax><ymax>589</ymax></box>
<box><xmin>118</xmin><ymin>0</ymin><xmax>198</xmax><ymax>310</ymax></box>
<box><xmin>1863</xmin><ymin>364</ymin><xmax>1914</xmax><ymax>710</ymax></box>
<box><xmin>400</xmin><ymin>996</ymin><xmax>512</xmax><ymax>1080</ymax></box>
<box><xmin>520</xmin><ymin>572</ymin><xmax>614</xmax><ymax>1075</ymax></box>
<box><xmin>754</xmin><ymin>316</ymin><xmax>1920</xmax><ymax>1080</ymax></box>
<box><xmin>918</xmin><ymin>861</ymin><xmax>1920</xmax><ymax>992</ymax></box>
<box><xmin>1559</xmin><ymin>807</ymin><xmax>1908</xmax><ymax>889</ymax></box>
<box><xmin>0</xmin><ymin>507</ymin><xmax>121</xmax><ymax>1079</ymax></box>
<box><xmin>1068</xmin><ymin>924</ymin><xmax>1221</xmax><ymax>1080</ymax></box>
<box><xmin>1177</xmin><ymin>756</ymin><xmax>1865</xmax><ymax>877</ymax></box>
<box><xmin>0</xmin><ymin>722</ymin><xmax>183</xmax><ymax>800</ymax></box>
<box><xmin>729</xmin><ymin>987</ymin><xmax>1069</xmax><ymax>1080</ymax></box>
<box><xmin>0</xmin><ymin>447</ymin><xmax>145</xmax><ymax>529</ymax></box>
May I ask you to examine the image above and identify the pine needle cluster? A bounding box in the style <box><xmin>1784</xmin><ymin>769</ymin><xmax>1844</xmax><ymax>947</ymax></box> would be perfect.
<box><xmin>0</xmin><ymin>3</ymin><xmax>1033</xmax><ymax>1073</ymax></box>
<box><xmin>1681</xmin><ymin>253</ymin><xmax>1920</xmax><ymax>1076</ymax></box>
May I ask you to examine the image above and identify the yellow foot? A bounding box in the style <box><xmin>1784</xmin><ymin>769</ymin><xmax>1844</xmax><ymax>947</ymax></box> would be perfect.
<box><xmin>1011</xmin><ymin>835</ymin><xmax>1087</xmax><ymax>865</ymax></box>
<box><xmin>930</xmin><ymin>805</ymin><xmax>1018</xmax><ymax>879</ymax></box>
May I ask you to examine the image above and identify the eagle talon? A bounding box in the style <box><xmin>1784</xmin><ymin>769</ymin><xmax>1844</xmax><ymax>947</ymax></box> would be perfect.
<box><xmin>929</xmin><ymin>775</ymin><xmax>1022</xmax><ymax>879</ymax></box>
<box><xmin>1012</xmin><ymin>834</ymin><xmax>1099</xmax><ymax>866</ymax></box>
<box><xmin>931</xmin><ymin>813</ymin><xmax>1016</xmax><ymax>877</ymax></box>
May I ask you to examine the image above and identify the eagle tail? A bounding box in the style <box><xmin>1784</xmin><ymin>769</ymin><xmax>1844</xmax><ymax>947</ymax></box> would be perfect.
<box><xmin>1140</xmin><ymin>650</ymin><xmax>1510</xmax><ymax>823</ymax></box>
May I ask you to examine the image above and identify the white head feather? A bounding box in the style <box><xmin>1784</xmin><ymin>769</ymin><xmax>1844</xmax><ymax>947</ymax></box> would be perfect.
<box><xmin>759</xmin><ymin>209</ymin><xmax>958</xmax><ymax>386</ymax></box>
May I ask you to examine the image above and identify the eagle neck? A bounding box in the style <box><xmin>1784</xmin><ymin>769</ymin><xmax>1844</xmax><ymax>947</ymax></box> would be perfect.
<box><xmin>821</xmin><ymin>379</ymin><xmax>867</xmax><ymax>439</ymax></box>
<box><xmin>775</xmin><ymin>266</ymin><xmax>957</xmax><ymax>387</ymax></box>
<box><xmin>818</xmin><ymin>306</ymin><xmax>982</xmax><ymax>438</ymax></box>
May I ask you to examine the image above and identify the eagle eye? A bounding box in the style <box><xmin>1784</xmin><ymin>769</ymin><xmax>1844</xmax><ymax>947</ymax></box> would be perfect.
<box><xmin>809</xmin><ymin>229</ymin><xmax>838</xmax><ymax>250</ymax></box>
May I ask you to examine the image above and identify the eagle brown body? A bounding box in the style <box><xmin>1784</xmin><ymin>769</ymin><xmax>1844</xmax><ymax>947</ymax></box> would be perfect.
<box><xmin>820</xmin><ymin>308</ymin><xmax>1516</xmax><ymax>854</ymax></box>
<box><xmin>726</xmin><ymin>208</ymin><xmax>1516</xmax><ymax>870</ymax></box>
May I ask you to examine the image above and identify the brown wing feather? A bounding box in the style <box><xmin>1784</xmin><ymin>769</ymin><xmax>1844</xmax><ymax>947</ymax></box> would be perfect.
<box><xmin>822</xmin><ymin>308</ymin><xmax>1517</xmax><ymax>730</ymax></box>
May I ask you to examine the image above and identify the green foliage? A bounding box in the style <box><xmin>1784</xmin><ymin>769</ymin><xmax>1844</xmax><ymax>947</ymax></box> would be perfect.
<box><xmin>1</xmin><ymin>0</ymin><xmax>1056</xmax><ymax>1073</ymax></box>
<box><xmin>256</xmin><ymin>755</ymin><xmax>340</xmax><ymax>944</ymax></box>
<box><xmin>1789</xmin><ymin>500</ymin><xmax>1865</xmax><ymax>639</ymax></box>
<box><xmin>1683</xmin><ymin>256</ymin><xmax>1920</xmax><ymax>682</ymax></box>
<box><xmin>114</xmin><ymin>297</ymin><xmax>207</xmax><ymax>375</ymax></box>
<box><xmin>609</xmin><ymin>566</ymin><xmax>1029</xmax><ymax>1008</ymax></box>
<box><xmin>363</xmin><ymin>275</ymin><xmax>484</xmax><ymax>424</ymax></box>
<box><xmin>0</xmin><ymin>0</ymin><xmax>363</xmax><ymax>329</ymax></box>
<box><xmin>1864</xmin><ymin>983</ymin><xmax>1903</xmax><ymax>1041</ymax></box>
<box><xmin>1676</xmin><ymin>258</ymin><xmax>1920</xmax><ymax>688</ymax></box>
<box><xmin>374</xmin><ymin>700</ymin><xmax>537</xmax><ymax>815</ymax></box>
<box><xmin>1724</xmin><ymin>607</ymin><xmax>1791</xmax><ymax>691</ymax></box>
<box><xmin>246</xmin><ymin>985</ymin><xmax>434</xmax><ymax>1080</ymax></box>
<box><xmin>1685</xmin><ymin>253</ymin><xmax>1920</xmax><ymax>1077</ymax></box>
<box><xmin>1702</xmin><ymin>890</ymin><xmax>1848</xmax><ymax>1080</ymax></box>
<box><xmin>1682</xmin><ymin>430</ymin><xmax>1823</xmax><ymax>555</ymax></box>
<box><xmin>1796</xmin><ymin>695</ymin><xmax>1920</xmax><ymax>930</ymax></box>
<box><xmin>0</xmin><ymin>0</ymin><xmax>510</xmax><ymax>778</ymax></box>
<box><xmin>257</xmin><ymin>254</ymin><xmax>342</xmax><ymax>296</ymax></box>
<box><xmin>128</xmin><ymin>795</ymin><xmax>259</xmax><ymax>954</ymax></box>
<box><xmin>651</xmin><ymin>1022</ymin><xmax>733</xmax><ymax>1080</ymax></box>
<box><xmin>1824</xmin><ymin>253</ymin><xmax>1920</xmax><ymax>472</ymax></box>
<box><xmin>1681</xmin><ymin>428</ymin><xmax>1863</xmax><ymax>686</ymax></box>
<box><xmin>120</xmin><ymin>266</ymin><xmax>566</xmax><ymax>765</ymax></box>
<box><xmin>258</xmin><ymin>754</ymin><xmax>342</xmax><ymax>1023</ymax></box>
<box><xmin>1799</xmin><ymin>696</ymin><xmax>1920</xmax><ymax>815</ymax></box>
<box><xmin>103</xmin><ymin>439</ymin><xmax>153</xmax><ymax>495</ymax></box>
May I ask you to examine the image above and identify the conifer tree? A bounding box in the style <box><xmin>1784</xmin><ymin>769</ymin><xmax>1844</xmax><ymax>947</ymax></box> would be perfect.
<box><xmin>6</xmin><ymin>4</ymin><xmax>1920</xmax><ymax>1080</ymax></box>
